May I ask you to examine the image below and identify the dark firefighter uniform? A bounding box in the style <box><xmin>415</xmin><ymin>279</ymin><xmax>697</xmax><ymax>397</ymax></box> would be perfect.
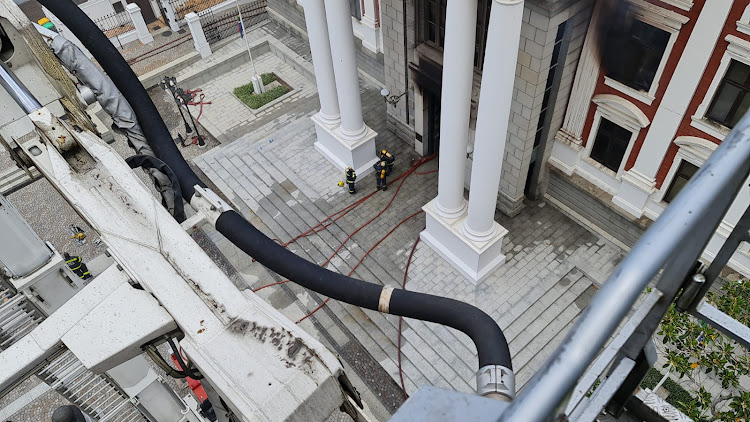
<box><xmin>374</xmin><ymin>161</ymin><xmax>388</xmax><ymax>191</ymax></box>
<box><xmin>345</xmin><ymin>166</ymin><xmax>357</xmax><ymax>194</ymax></box>
<box><xmin>64</xmin><ymin>253</ymin><xmax>92</xmax><ymax>280</ymax></box>
<box><xmin>380</xmin><ymin>150</ymin><xmax>395</xmax><ymax>175</ymax></box>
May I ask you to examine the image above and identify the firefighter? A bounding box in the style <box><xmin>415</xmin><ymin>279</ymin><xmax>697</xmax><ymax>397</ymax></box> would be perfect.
<box><xmin>345</xmin><ymin>166</ymin><xmax>357</xmax><ymax>194</ymax></box>
<box><xmin>374</xmin><ymin>161</ymin><xmax>388</xmax><ymax>191</ymax></box>
<box><xmin>64</xmin><ymin>252</ymin><xmax>92</xmax><ymax>280</ymax></box>
<box><xmin>380</xmin><ymin>149</ymin><xmax>395</xmax><ymax>175</ymax></box>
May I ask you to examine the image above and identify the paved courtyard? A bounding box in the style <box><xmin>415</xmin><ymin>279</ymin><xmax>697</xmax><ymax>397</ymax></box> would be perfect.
<box><xmin>184</xmin><ymin>21</ymin><xmax>632</xmax><ymax>415</ymax></box>
<box><xmin>0</xmin><ymin>19</ymin><xmax>645</xmax><ymax>422</ymax></box>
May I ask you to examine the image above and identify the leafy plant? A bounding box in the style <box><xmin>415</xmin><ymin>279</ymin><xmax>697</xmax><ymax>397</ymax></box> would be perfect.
<box><xmin>654</xmin><ymin>279</ymin><xmax>750</xmax><ymax>421</ymax></box>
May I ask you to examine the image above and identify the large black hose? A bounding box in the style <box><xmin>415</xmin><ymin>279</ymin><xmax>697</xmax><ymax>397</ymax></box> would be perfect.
<box><xmin>218</xmin><ymin>211</ymin><xmax>511</xmax><ymax>369</ymax></box>
<box><xmin>38</xmin><ymin>0</ymin><xmax>512</xmax><ymax>373</ymax></box>
<box><xmin>38</xmin><ymin>0</ymin><xmax>204</xmax><ymax>200</ymax></box>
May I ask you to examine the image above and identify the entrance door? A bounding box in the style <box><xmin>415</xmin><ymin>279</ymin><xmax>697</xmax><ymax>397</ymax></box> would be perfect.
<box><xmin>427</xmin><ymin>91</ymin><xmax>441</xmax><ymax>155</ymax></box>
<box><xmin>128</xmin><ymin>0</ymin><xmax>157</xmax><ymax>23</ymax></box>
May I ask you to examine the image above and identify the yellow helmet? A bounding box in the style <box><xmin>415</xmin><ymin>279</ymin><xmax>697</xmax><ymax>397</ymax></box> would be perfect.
<box><xmin>338</xmin><ymin>181</ymin><xmax>344</xmax><ymax>187</ymax></box>
<box><xmin>381</xmin><ymin>149</ymin><xmax>387</xmax><ymax>155</ymax></box>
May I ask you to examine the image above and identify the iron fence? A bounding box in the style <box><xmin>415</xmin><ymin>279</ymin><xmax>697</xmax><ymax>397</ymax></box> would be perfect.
<box><xmin>91</xmin><ymin>11</ymin><xmax>134</xmax><ymax>49</ymax></box>
<box><xmin>168</xmin><ymin>0</ymin><xmax>225</xmax><ymax>21</ymax></box>
<box><xmin>199</xmin><ymin>0</ymin><xmax>267</xmax><ymax>46</ymax></box>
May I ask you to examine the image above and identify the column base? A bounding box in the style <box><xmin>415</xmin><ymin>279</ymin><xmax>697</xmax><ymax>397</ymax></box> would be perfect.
<box><xmin>420</xmin><ymin>198</ymin><xmax>508</xmax><ymax>285</ymax></box>
<box><xmin>312</xmin><ymin>113</ymin><xmax>379</xmax><ymax>177</ymax></box>
<box><xmin>357</xmin><ymin>16</ymin><xmax>382</xmax><ymax>53</ymax></box>
<box><xmin>612</xmin><ymin>170</ymin><xmax>656</xmax><ymax>218</ymax></box>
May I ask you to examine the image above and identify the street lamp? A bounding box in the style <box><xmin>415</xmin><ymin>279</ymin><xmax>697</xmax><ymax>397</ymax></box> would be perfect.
<box><xmin>380</xmin><ymin>88</ymin><xmax>406</xmax><ymax>107</ymax></box>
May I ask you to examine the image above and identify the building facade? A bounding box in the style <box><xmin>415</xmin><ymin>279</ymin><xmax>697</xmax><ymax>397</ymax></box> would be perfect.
<box><xmin>262</xmin><ymin>0</ymin><xmax>750</xmax><ymax>276</ymax></box>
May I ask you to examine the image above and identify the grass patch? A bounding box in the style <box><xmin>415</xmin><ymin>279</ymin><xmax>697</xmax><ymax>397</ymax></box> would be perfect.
<box><xmin>233</xmin><ymin>73</ymin><xmax>290</xmax><ymax>109</ymax></box>
<box><xmin>640</xmin><ymin>368</ymin><xmax>695</xmax><ymax>414</ymax></box>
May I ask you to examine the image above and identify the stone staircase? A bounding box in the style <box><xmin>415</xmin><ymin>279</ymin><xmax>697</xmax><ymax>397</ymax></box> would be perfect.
<box><xmin>193</xmin><ymin>122</ymin><xmax>605</xmax><ymax>399</ymax></box>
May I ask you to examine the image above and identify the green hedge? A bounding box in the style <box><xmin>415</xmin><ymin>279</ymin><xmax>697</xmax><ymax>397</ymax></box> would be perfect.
<box><xmin>640</xmin><ymin>368</ymin><xmax>695</xmax><ymax>413</ymax></box>
<box><xmin>233</xmin><ymin>73</ymin><xmax>289</xmax><ymax>109</ymax></box>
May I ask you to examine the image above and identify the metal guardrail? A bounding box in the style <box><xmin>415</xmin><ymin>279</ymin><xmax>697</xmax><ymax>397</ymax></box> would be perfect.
<box><xmin>498</xmin><ymin>112</ymin><xmax>750</xmax><ymax>421</ymax></box>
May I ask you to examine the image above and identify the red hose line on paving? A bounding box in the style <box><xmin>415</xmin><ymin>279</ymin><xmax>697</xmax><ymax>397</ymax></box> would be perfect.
<box><xmin>296</xmin><ymin>209</ymin><xmax>424</xmax><ymax>324</ymax></box>
<box><xmin>253</xmin><ymin>154</ymin><xmax>437</xmax><ymax>291</ymax></box>
<box><xmin>398</xmin><ymin>235</ymin><xmax>421</xmax><ymax>400</ymax></box>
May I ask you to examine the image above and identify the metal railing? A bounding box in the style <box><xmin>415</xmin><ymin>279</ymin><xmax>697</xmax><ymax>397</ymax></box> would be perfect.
<box><xmin>168</xmin><ymin>0</ymin><xmax>226</xmax><ymax>21</ymax></box>
<box><xmin>498</xmin><ymin>112</ymin><xmax>750</xmax><ymax>421</ymax></box>
<box><xmin>199</xmin><ymin>0</ymin><xmax>267</xmax><ymax>46</ymax></box>
<box><xmin>92</xmin><ymin>11</ymin><xmax>134</xmax><ymax>49</ymax></box>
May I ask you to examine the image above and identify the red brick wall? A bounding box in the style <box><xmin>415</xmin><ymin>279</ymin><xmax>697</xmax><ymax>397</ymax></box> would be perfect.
<box><xmin>655</xmin><ymin>1</ymin><xmax>750</xmax><ymax>187</ymax></box>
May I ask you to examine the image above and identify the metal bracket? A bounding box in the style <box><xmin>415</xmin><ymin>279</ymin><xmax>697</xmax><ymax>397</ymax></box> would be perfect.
<box><xmin>189</xmin><ymin>185</ymin><xmax>232</xmax><ymax>227</ymax></box>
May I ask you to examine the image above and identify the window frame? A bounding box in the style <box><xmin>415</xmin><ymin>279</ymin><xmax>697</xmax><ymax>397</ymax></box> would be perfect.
<box><xmin>655</xmin><ymin>136</ymin><xmax>716</xmax><ymax>204</ymax></box>
<box><xmin>602</xmin><ymin>0</ymin><xmax>688</xmax><ymax>106</ymax></box>
<box><xmin>692</xmin><ymin>35</ymin><xmax>750</xmax><ymax>141</ymax></box>
<box><xmin>583</xmin><ymin>94</ymin><xmax>650</xmax><ymax>179</ymax></box>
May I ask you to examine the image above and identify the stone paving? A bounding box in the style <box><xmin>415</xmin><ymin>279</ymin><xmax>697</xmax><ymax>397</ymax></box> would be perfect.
<box><xmin>187</xmin><ymin>24</ymin><xmax>633</xmax><ymax>416</ymax></box>
<box><xmin>119</xmin><ymin>24</ymin><xmax>194</xmax><ymax>76</ymax></box>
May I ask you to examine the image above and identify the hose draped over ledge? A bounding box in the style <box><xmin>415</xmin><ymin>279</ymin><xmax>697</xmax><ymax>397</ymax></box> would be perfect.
<box><xmin>35</xmin><ymin>0</ymin><xmax>514</xmax><ymax>393</ymax></box>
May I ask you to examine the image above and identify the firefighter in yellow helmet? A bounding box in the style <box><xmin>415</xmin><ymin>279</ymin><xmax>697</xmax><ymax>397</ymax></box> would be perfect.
<box><xmin>345</xmin><ymin>165</ymin><xmax>357</xmax><ymax>194</ymax></box>
<box><xmin>379</xmin><ymin>149</ymin><xmax>395</xmax><ymax>175</ymax></box>
<box><xmin>374</xmin><ymin>161</ymin><xmax>388</xmax><ymax>191</ymax></box>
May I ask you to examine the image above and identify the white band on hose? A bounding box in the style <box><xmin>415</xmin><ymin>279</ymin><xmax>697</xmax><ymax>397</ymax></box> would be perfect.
<box><xmin>378</xmin><ymin>286</ymin><xmax>394</xmax><ymax>313</ymax></box>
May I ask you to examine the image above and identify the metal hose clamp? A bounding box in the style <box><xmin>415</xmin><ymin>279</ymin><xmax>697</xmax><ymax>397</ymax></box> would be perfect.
<box><xmin>477</xmin><ymin>365</ymin><xmax>515</xmax><ymax>401</ymax></box>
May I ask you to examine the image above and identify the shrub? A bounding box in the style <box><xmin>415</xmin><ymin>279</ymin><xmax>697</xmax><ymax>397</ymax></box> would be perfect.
<box><xmin>233</xmin><ymin>73</ymin><xmax>289</xmax><ymax>109</ymax></box>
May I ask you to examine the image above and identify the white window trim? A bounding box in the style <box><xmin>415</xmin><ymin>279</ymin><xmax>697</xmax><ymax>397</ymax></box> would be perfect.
<box><xmin>654</xmin><ymin>136</ymin><xmax>716</xmax><ymax>203</ymax></box>
<box><xmin>691</xmin><ymin>35</ymin><xmax>750</xmax><ymax>141</ymax></box>
<box><xmin>583</xmin><ymin>94</ymin><xmax>650</xmax><ymax>179</ymax></box>
<box><xmin>738</xmin><ymin>5</ymin><xmax>750</xmax><ymax>36</ymax></box>
<box><xmin>603</xmin><ymin>0</ymin><xmax>688</xmax><ymax>106</ymax></box>
<box><xmin>658</xmin><ymin>0</ymin><xmax>693</xmax><ymax>12</ymax></box>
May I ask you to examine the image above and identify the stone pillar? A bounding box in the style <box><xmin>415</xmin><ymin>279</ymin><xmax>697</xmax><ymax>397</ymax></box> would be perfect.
<box><xmin>423</xmin><ymin>0</ymin><xmax>516</xmax><ymax>284</ymax></box>
<box><xmin>433</xmin><ymin>0</ymin><xmax>478</xmax><ymax>219</ymax></box>
<box><xmin>304</xmin><ymin>0</ymin><xmax>341</xmax><ymax>126</ymax></box>
<box><xmin>185</xmin><ymin>12</ymin><xmax>211</xmax><ymax>58</ymax></box>
<box><xmin>555</xmin><ymin>0</ymin><xmax>604</xmax><ymax>148</ymax></box>
<box><xmin>360</xmin><ymin>0</ymin><xmax>381</xmax><ymax>53</ymax></box>
<box><xmin>463</xmin><ymin>0</ymin><xmax>523</xmax><ymax>242</ymax></box>
<box><xmin>313</xmin><ymin>0</ymin><xmax>378</xmax><ymax>176</ymax></box>
<box><xmin>126</xmin><ymin>3</ymin><xmax>154</xmax><ymax>45</ymax></box>
<box><xmin>325</xmin><ymin>0</ymin><xmax>366</xmax><ymax>139</ymax></box>
<box><xmin>160</xmin><ymin>0</ymin><xmax>181</xmax><ymax>32</ymax></box>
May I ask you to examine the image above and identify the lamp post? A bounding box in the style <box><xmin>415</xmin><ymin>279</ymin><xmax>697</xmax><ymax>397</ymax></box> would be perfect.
<box><xmin>236</xmin><ymin>0</ymin><xmax>264</xmax><ymax>94</ymax></box>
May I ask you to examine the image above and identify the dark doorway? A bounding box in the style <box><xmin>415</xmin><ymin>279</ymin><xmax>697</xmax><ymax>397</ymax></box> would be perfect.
<box><xmin>128</xmin><ymin>0</ymin><xmax>157</xmax><ymax>23</ymax></box>
<box><xmin>426</xmin><ymin>91</ymin><xmax>441</xmax><ymax>155</ymax></box>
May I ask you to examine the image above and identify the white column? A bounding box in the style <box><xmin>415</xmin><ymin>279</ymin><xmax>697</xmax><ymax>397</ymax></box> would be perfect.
<box><xmin>324</xmin><ymin>0</ymin><xmax>366</xmax><ymax>140</ymax></box>
<box><xmin>313</xmin><ymin>0</ymin><xmax>378</xmax><ymax>177</ymax></box>
<box><xmin>126</xmin><ymin>4</ymin><xmax>154</xmax><ymax>45</ymax></box>
<box><xmin>612</xmin><ymin>0</ymin><xmax>733</xmax><ymax>218</ymax></box>
<box><xmin>185</xmin><ymin>12</ymin><xmax>211</xmax><ymax>58</ymax></box>
<box><xmin>463</xmin><ymin>0</ymin><xmax>523</xmax><ymax>240</ymax></box>
<box><xmin>360</xmin><ymin>0</ymin><xmax>381</xmax><ymax>52</ymax></box>
<box><xmin>304</xmin><ymin>0</ymin><xmax>340</xmax><ymax>125</ymax></box>
<box><xmin>160</xmin><ymin>0</ymin><xmax>181</xmax><ymax>32</ymax></box>
<box><xmin>434</xmin><ymin>0</ymin><xmax>478</xmax><ymax>218</ymax></box>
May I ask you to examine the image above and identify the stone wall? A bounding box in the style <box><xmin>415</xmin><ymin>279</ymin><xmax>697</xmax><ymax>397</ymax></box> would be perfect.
<box><xmin>381</xmin><ymin>0</ymin><xmax>417</xmax><ymax>137</ymax></box>
<box><xmin>546</xmin><ymin>169</ymin><xmax>644</xmax><ymax>248</ymax></box>
<box><xmin>497</xmin><ymin>0</ymin><xmax>593</xmax><ymax>216</ymax></box>
<box><xmin>266</xmin><ymin>0</ymin><xmax>385</xmax><ymax>83</ymax></box>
